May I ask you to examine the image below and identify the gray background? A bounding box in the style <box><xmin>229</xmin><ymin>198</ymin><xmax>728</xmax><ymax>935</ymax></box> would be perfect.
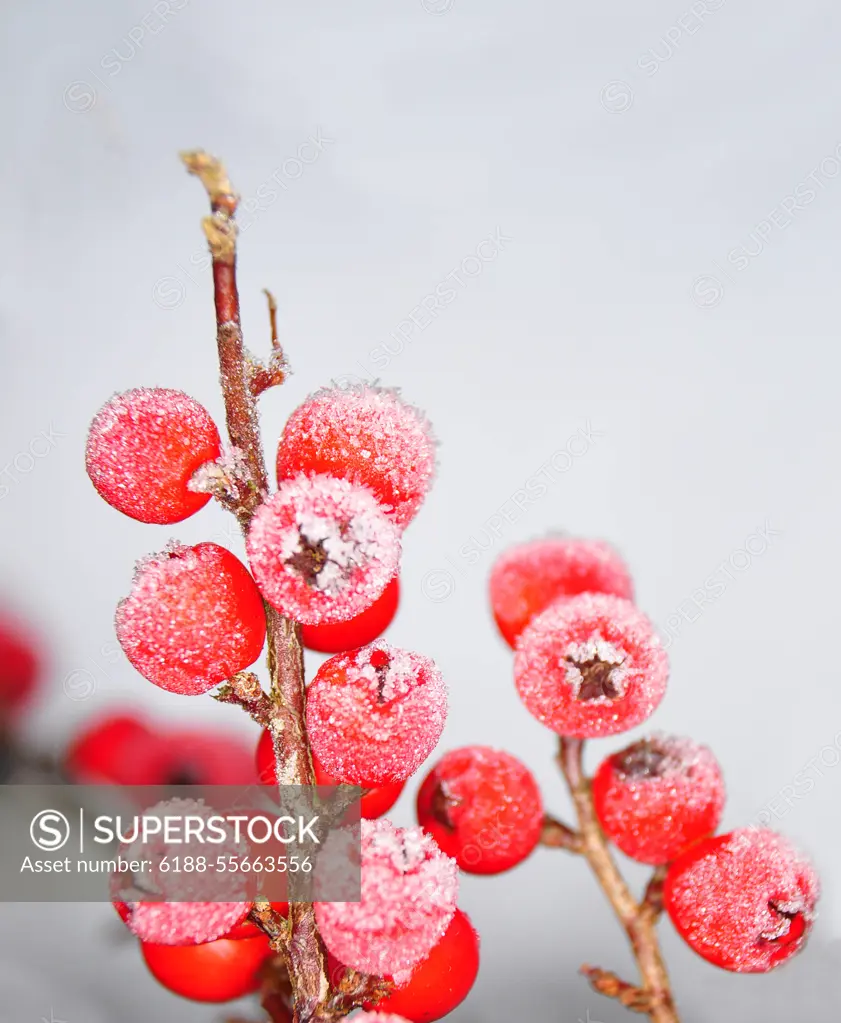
<box><xmin>1</xmin><ymin>0</ymin><xmax>840</xmax><ymax>1019</ymax></box>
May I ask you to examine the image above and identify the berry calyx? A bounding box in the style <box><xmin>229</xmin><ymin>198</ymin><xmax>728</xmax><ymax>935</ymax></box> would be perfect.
<box><xmin>416</xmin><ymin>747</ymin><xmax>543</xmax><ymax>875</ymax></box>
<box><xmin>315</xmin><ymin>818</ymin><xmax>459</xmax><ymax>976</ymax></box>
<box><xmin>592</xmin><ymin>735</ymin><xmax>725</xmax><ymax>864</ymax></box>
<box><xmin>256</xmin><ymin>731</ymin><xmax>405</xmax><ymax>819</ymax></box>
<box><xmin>301</xmin><ymin>575</ymin><xmax>400</xmax><ymax>653</ymax></box>
<box><xmin>664</xmin><ymin>828</ymin><xmax>819</xmax><ymax>972</ymax></box>
<box><xmin>305</xmin><ymin>641</ymin><xmax>447</xmax><ymax>785</ymax></box>
<box><xmin>86</xmin><ymin>388</ymin><xmax>221</xmax><ymax>524</ymax></box>
<box><xmin>140</xmin><ymin>934</ymin><xmax>272</xmax><ymax>1002</ymax></box>
<box><xmin>514</xmin><ymin>593</ymin><xmax>668</xmax><ymax>738</ymax></box>
<box><xmin>275</xmin><ymin>384</ymin><xmax>436</xmax><ymax>529</ymax></box>
<box><xmin>369</xmin><ymin>909</ymin><xmax>480</xmax><ymax>1022</ymax></box>
<box><xmin>0</xmin><ymin>614</ymin><xmax>40</xmax><ymax>713</ymax></box>
<box><xmin>490</xmin><ymin>537</ymin><xmax>634</xmax><ymax>647</ymax></box>
<box><xmin>246</xmin><ymin>475</ymin><xmax>400</xmax><ymax>625</ymax></box>
<box><xmin>116</xmin><ymin>542</ymin><xmax>266</xmax><ymax>696</ymax></box>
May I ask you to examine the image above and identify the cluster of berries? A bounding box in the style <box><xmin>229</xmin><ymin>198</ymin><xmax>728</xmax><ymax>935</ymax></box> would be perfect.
<box><xmin>465</xmin><ymin>535</ymin><xmax>818</xmax><ymax>975</ymax></box>
<box><xmin>85</xmin><ymin>381</ymin><xmax>481</xmax><ymax>1019</ymax></box>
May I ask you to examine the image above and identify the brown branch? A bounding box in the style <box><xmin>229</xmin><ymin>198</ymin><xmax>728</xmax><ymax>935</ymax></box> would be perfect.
<box><xmin>183</xmin><ymin>149</ymin><xmax>326</xmax><ymax>1023</ymax></box>
<box><xmin>540</xmin><ymin>814</ymin><xmax>584</xmax><ymax>853</ymax></box>
<box><xmin>558</xmin><ymin>738</ymin><xmax>679</xmax><ymax>1023</ymax></box>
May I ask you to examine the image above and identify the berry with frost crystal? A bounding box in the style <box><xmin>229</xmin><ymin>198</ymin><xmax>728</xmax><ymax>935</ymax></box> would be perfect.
<box><xmin>489</xmin><ymin>536</ymin><xmax>634</xmax><ymax>647</ymax></box>
<box><xmin>369</xmin><ymin>908</ymin><xmax>480</xmax><ymax>1022</ymax></box>
<box><xmin>115</xmin><ymin>542</ymin><xmax>266</xmax><ymax>696</ymax></box>
<box><xmin>306</xmin><ymin>641</ymin><xmax>447</xmax><ymax>785</ymax></box>
<box><xmin>315</xmin><ymin>818</ymin><xmax>459</xmax><ymax>976</ymax></box>
<box><xmin>256</xmin><ymin>730</ymin><xmax>405</xmax><ymax>819</ymax></box>
<box><xmin>86</xmin><ymin>388</ymin><xmax>221</xmax><ymax>524</ymax></box>
<box><xmin>664</xmin><ymin>827</ymin><xmax>819</xmax><ymax>972</ymax></box>
<box><xmin>140</xmin><ymin>934</ymin><xmax>273</xmax><ymax>1002</ymax></box>
<box><xmin>301</xmin><ymin>575</ymin><xmax>400</xmax><ymax>653</ymax></box>
<box><xmin>514</xmin><ymin>593</ymin><xmax>668</xmax><ymax>738</ymax></box>
<box><xmin>275</xmin><ymin>384</ymin><xmax>436</xmax><ymax>529</ymax></box>
<box><xmin>416</xmin><ymin>747</ymin><xmax>543</xmax><ymax>875</ymax></box>
<box><xmin>592</xmin><ymin>735</ymin><xmax>725</xmax><ymax>864</ymax></box>
<box><xmin>246</xmin><ymin>474</ymin><xmax>400</xmax><ymax>625</ymax></box>
<box><xmin>353</xmin><ymin>1015</ymin><xmax>412</xmax><ymax>1023</ymax></box>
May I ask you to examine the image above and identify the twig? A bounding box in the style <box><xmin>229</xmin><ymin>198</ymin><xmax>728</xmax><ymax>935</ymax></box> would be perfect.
<box><xmin>182</xmin><ymin>150</ymin><xmax>326</xmax><ymax>1023</ymax></box>
<box><xmin>540</xmin><ymin>815</ymin><xmax>584</xmax><ymax>853</ymax></box>
<box><xmin>557</xmin><ymin>737</ymin><xmax>679</xmax><ymax>1023</ymax></box>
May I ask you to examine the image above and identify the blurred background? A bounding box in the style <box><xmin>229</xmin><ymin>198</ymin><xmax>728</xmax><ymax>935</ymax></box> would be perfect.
<box><xmin>1</xmin><ymin>0</ymin><xmax>840</xmax><ymax>1018</ymax></box>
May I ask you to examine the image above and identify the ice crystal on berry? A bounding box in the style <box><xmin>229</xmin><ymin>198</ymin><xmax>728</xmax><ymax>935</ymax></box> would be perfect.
<box><xmin>593</xmin><ymin>734</ymin><xmax>725</xmax><ymax>864</ymax></box>
<box><xmin>246</xmin><ymin>475</ymin><xmax>400</xmax><ymax>625</ymax></box>
<box><xmin>315</xmin><ymin>819</ymin><xmax>458</xmax><ymax>976</ymax></box>
<box><xmin>490</xmin><ymin>536</ymin><xmax>634</xmax><ymax>647</ymax></box>
<box><xmin>86</xmin><ymin>388</ymin><xmax>221</xmax><ymax>524</ymax></box>
<box><xmin>306</xmin><ymin>641</ymin><xmax>447</xmax><ymax>785</ymax></box>
<box><xmin>514</xmin><ymin>593</ymin><xmax>667</xmax><ymax>738</ymax></box>
<box><xmin>275</xmin><ymin>384</ymin><xmax>436</xmax><ymax>530</ymax></box>
<box><xmin>664</xmin><ymin>828</ymin><xmax>819</xmax><ymax>972</ymax></box>
<box><xmin>115</xmin><ymin>542</ymin><xmax>266</xmax><ymax>695</ymax></box>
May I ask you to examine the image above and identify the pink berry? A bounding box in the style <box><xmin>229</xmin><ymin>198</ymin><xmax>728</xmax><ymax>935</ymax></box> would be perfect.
<box><xmin>489</xmin><ymin>537</ymin><xmax>634</xmax><ymax>647</ymax></box>
<box><xmin>514</xmin><ymin>593</ymin><xmax>668</xmax><ymax>738</ymax></box>
<box><xmin>416</xmin><ymin>747</ymin><xmax>543</xmax><ymax>875</ymax></box>
<box><xmin>116</xmin><ymin>542</ymin><xmax>266</xmax><ymax>696</ymax></box>
<box><xmin>246</xmin><ymin>475</ymin><xmax>401</xmax><ymax>625</ymax></box>
<box><xmin>592</xmin><ymin>735</ymin><xmax>725</xmax><ymax>864</ymax></box>
<box><xmin>114</xmin><ymin>799</ymin><xmax>253</xmax><ymax>946</ymax></box>
<box><xmin>664</xmin><ymin>828</ymin><xmax>819</xmax><ymax>972</ymax></box>
<box><xmin>306</xmin><ymin>642</ymin><xmax>447</xmax><ymax>785</ymax></box>
<box><xmin>315</xmin><ymin>819</ymin><xmax>459</xmax><ymax>976</ymax></box>
<box><xmin>275</xmin><ymin>385</ymin><xmax>436</xmax><ymax>530</ymax></box>
<box><xmin>86</xmin><ymin>388</ymin><xmax>221</xmax><ymax>524</ymax></box>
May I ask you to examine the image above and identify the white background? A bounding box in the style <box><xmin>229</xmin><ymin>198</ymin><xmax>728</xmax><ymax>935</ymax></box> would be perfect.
<box><xmin>1</xmin><ymin>0</ymin><xmax>840</xmax><ymax>1018</ymax></box>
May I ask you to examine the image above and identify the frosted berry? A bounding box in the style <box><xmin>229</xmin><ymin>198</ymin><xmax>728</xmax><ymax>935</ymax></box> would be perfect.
<box><xmin>514</xmin><ymin>593</ymin><xmax>668</xmax><ymax>738</ymax></box>
<box><xmin>246</xmin><ymin>475</ymin><xmax>400</xmax><ymax>625</ymax></box>
<box><xmin>116</xmin><ymin>542</ymin><xmax>266</xmax><ymax>696</ymax></box>
<box><xmin>0</xmin><ymin>614</ymin><xmax>40</xmax><ymax>713</ymax></box>
<box><xmin>256</xmin><ymin>731</ymin><xmax>405</xmax><ymax>819</ymax></box>
<box><xmin>417</xmin><ymin>747</ymin><xmax>543</xmax><ymax>875</ymax></box>
<box><xmin>369</xmin><ymin>909</ymin><xmax>480</xmax><ymax>1022</ymax></box>
<box><xmin>490</xmin><ymin>536</ymin><xmax>634</xmax><ymax>647</ymax></box>
<box><xmin>86</xmin><ymin>388</ymin><xmax>221</xmax><ymax>524</ymax></box>
<box><xmin>122</xmin><ymin>900</ymin><xmax>252</xmax><ymax>948</ymax></box>
<box><xmin>306</xmin><ymin>641</ymin><xmax>447</xmax><ymax>785</ymax></box>
<box><xmin>664</xmin><ymin>828</ymin><xmax>819</xmax><ymax>972</ymax></box>
<box><xmin>140</xmin><ymin>934</ymin><xmax>273</xmax><ymax>1002</ymax></box>
<box><xmin>301</xmin><ymin>575</ymin><xmax>400</xmax><ymax>653</ymax></box>
<box><xmin>592</xmin><ymin>735</ymin><xmax>725</xmax><ymax>864</ymax></box>
<box><xmin>275</xmin><ymin>384</ymin><xmax>436</xmax><ymax>529</ymax></box>
<box><xmin>315</xmin><ymin>818</ymin><xmax>459</xmax><ymax>976</ymax></box>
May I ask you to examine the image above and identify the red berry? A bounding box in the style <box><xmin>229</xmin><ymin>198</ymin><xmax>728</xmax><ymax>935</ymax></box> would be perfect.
<box><xmin>592</xmin><ymin>735</ymin><xmax>725</xmax><ymax>864</ymax></box>
<box><xmin>514</xmin><ymin>593</ymin><xmax>668</xmax><ymax>738</ymax></box>
<box><xmin>306</xmin><ymin>641</ymin><xmax>447</xmax><ymax>786</ymax></box>
<box><xmin>664</xmin><ymin>828</ymin><xmax>819</xmax><ymax>972</ymax></box>
<box><xmin>65</xmin><ymin>713</ymin><xmax>162</xmax><ymax>784</ymax></box>
<box><xmin>246</xmin><ymin>475</ymin><xmax>400</xmax><ymax>625</ymax></box>
<box><xmin>315</xmin><ymin>819</ymin><xmax>459</xmax><ymax>976</ymax></box>
<box><xmin>0</xmin><ymin>614</ymin><xmax>40</xmax><ymax>712</ymax></box>
<box><xmin>301</xmin><ymin>576</ymin><xmax>400</xmax><ymax>653</ymax></box>
<box><xmin>163</xmin><ymin>730</ymin><xmax>260</xmax><ymax>786</ymax></box>
<box><xmin>276</xmin><ymin>385</ymin><xmax>436</xmax><ymax>530</ymax></box>
<box><xmin>86</xmin><ymin>388</ymin><xmax>221</xmax><ymax>524</ymax></box>
<box><xmin>256</xmin><ymin>731</ymin><xmax>405</xmax><ymax>819</ymax></box>
<box><xmin>121</xmin><ymin>900</ymin><xmax>252</xmax><ymax>947</ymax></box>
<box><xmin>370</xmin><ymin>909</ymin><xmax>480</xmax><ymax>1022</ymax></box>
<box><xmin>490</xmin><ymin>537</ymin><xmax>634</xmax><ymax>647</ymax></box>
<box><xmin>353</xmin><ymin>1015</ymin><xmax>412</xmax><ymax>1023</ymax></box>
<box><xmin>140</xmin><ymin>934</ymin><xmax>273</xmax><ymax>1002</ymax></box>
<box><xmin>116</xmin><ymin>542</ymin><xmax>266</xmax><ymax>696</ymax></box>
<box><xmin>417</xmin><ymin>747</ymin><xmax>543</xmax><ymax>875</ymax></box>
